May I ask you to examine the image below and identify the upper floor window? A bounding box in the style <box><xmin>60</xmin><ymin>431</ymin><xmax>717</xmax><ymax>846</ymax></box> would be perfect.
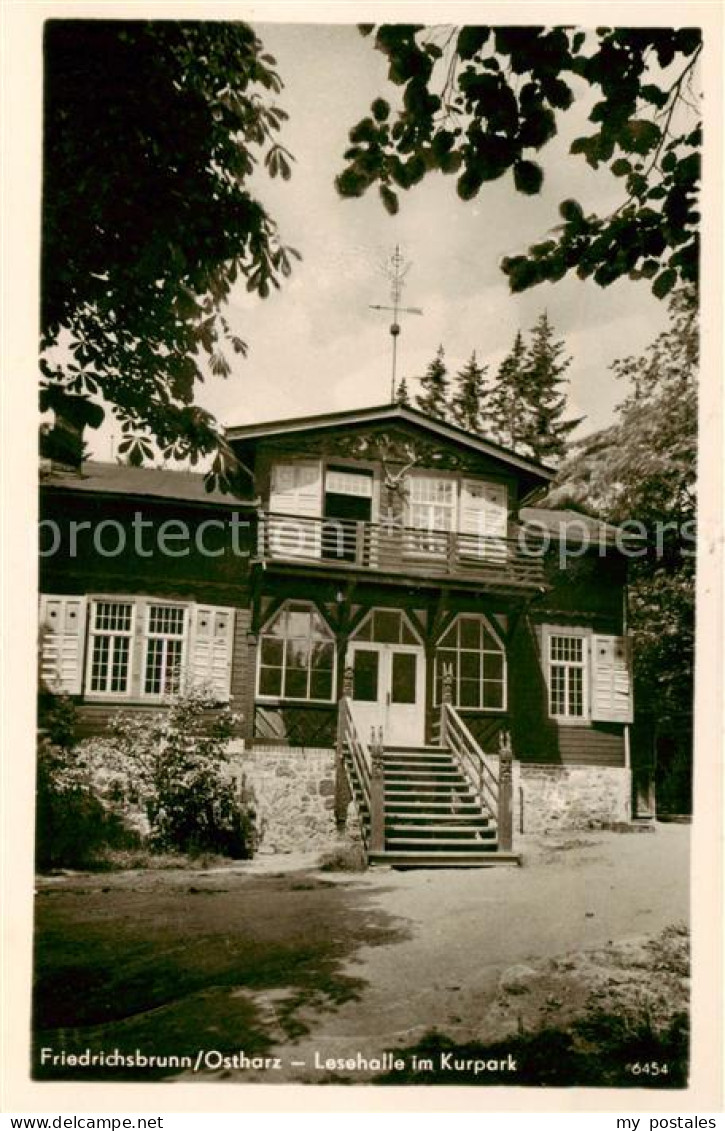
<box><xmin>257</xmin><ymin>601</ymin><xmax>336</xmax><ymax>702</ymax></box>
<box><xmin>405</xmin><ymin>474</ymin><xmax>456</xmax><ymax>555</ymax></box>
<box><xmin>404</xmin><ymin>473</ymin><xmax>508</xmax><ymax>559</ymax></box>
<box><xmin>434</xmin><ymin>615</ymin><xmax>506</xmax><ymax>710</ymax></box>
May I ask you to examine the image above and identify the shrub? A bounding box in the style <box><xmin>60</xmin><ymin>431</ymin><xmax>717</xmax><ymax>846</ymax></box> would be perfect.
<box><xmin>103</xmin><ymin>686</ymin><xmax>257</xmax><ymax>858</ymax></box>
<box><xmin>35</xmin><ymin>735</ymin><xmax>135</xmax><ymax>870</ymax></box>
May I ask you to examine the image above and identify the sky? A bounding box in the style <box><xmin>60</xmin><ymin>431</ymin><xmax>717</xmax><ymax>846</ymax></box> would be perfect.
<box><xmin>91</xmin><ymin>20</ymin><xmax>678</xmax><ymax>461</ymax></box>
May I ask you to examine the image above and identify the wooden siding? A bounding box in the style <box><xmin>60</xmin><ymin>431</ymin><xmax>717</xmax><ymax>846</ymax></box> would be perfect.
<box><xmin>254</xmin><ymin>705</ymin><xmax>337</xmax><ymax>747</ymax></box>
<box><xmin>40</xmin><ymin>491</ymin><xmax>254</xmax><ymax>603</ymax></box>
<box><xmin>67</xmin><ymin>703</ymin><xmax>242</xmax><ymax>741</ymax></box>
<box><xmin>507</xmin><ymin>608</ymin><xmax>627</xmax><ymax>767</ymax></box>
<box><xmin>557</xmin><ymin>724</ymin><xmax>625</xmax><ymax>767</ymax></box>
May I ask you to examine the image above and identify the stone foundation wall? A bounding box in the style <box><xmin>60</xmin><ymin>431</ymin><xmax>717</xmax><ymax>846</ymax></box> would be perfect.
<box><xmin>229</xmin><ymin>743</ymin><xmax>339</xmax><ymax>854</ymax></box>
<box><xmin>516</xmin><ymin>762</ymin><xmax>632</xmax><ymax>833</ymax></box>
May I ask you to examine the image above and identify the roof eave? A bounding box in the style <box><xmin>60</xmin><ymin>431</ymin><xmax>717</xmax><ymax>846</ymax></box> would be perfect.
<box><xmin>227</xmin><ymin>404</ymin><xmax>555</xmax><ymax>482</ymax></box>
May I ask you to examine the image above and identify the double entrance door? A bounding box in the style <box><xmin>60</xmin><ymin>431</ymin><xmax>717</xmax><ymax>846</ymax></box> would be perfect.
<box><xmin>348</xmin><ymin>640</ymin><xmax>425</xmax><ymax>748</ymax></box>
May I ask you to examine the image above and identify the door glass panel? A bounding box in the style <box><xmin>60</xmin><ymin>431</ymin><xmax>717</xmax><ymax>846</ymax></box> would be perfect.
<box><xmin>391</xmin><ymin>651</ymin><xmax>417</xmax><ymax>704</ymax></box>
<box><xmin>352</xmin><ymin>649</ymin><xmax>379</xmax><ymax>702</ymax></box>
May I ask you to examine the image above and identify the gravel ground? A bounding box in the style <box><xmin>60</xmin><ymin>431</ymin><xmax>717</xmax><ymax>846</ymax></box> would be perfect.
<box><xmin>33</xmin><ymin>823</ymin><xmax>689</xmax><ymax>1085</ymax></box>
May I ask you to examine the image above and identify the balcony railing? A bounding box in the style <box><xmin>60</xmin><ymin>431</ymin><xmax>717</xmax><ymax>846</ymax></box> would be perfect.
<box><xmin>256</xmin><ymin>511</ymin><xmax>547</xmax><ymax>592</ymax></box>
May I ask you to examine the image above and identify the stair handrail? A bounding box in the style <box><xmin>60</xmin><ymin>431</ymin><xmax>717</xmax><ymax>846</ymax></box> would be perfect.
<box><xmin>335</xmin><ymin>668</ymin><xmax>377</xmax><ymax>848</ymax></box>
<box><xmin>439</xmin><ymin>665</ymin><xmax>514</xmax><ymax>850</ymax></box>
<box><xmin>441</xmin><ymin>700</ymin><xmax>499</xmax><ymax>816</ymax></box>
<box><xmin>339</xmin><ymin>697</ymin><xmax>371</xmax><ymax>807</ymax></box>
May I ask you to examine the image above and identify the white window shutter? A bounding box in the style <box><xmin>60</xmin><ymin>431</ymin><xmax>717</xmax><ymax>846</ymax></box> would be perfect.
<box><xmin>459</xmin><ymin>480</ymin><xmax>508</xmax><ymax>560</ymax></box>
<box><xmin>190</xmin><ymin>605</ymin><xmax>235</xmax><ymax>701</ymax></box>
<box><xmin>39</xmin><ymin>595</ymin><xmax>88</xmax><ymax>694</ymax></box>
<box><xmin>268</xmin><ymin>460</ymin><xmax>322</xmax><ymax>558</ymax></box>
<box><xmin>591</xmin><ymin>634</ymin><xmax>633</xmax><ymax>723</ymax></box>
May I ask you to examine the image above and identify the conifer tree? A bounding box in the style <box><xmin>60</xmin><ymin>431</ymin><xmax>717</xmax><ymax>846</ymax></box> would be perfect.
<box><xmin>487</xmin><ymin>331</ymin><xmax>529</xmax><ymax>451</ymax></box>
<box><xmin>520</xmin><ymin>313</ymin><xmax>582</xmax><ymax>463</ymax></box>
<box><xmin>415</xmin><ymin>345</ymin><xmax>449</xmax><ymax>421</ymax></box>
<box><xmin>395</xmin><ymin>377</ymin><xmax>411</xmax><ymax>406</ymax></box>
<box><xmin>450</xmin><ymin>351</ymin><xmax>488</xmax><ymax>434</ymax></box>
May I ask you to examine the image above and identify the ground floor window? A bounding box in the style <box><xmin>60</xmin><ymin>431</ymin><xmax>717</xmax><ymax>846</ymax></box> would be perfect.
<box><xmin>143</xmin><ymin>604</ymin><xmax>187</xmax><ymax>696</ymax></box>
<box><xmin>88</xmin><ymin>600</ymin><xmax>134</xmax><ymax>694</ymax></box>
<box><xmin>257</xmin><ymin>601</ymin><xmax>336</xmax><ymax>702</ymax></box>
<box><xmin>434</xmin><ymin>614</ymin><xmax>506</xmax><ymax>710</ymax></box>
<box><xmin>40</xmin><ymin>594</ymin><xmax>234</xmax><ymax>702</ymax></box>
<box><xmin>547</xmin><ymin>630</ymin><xmax>588</xmax><ymax>719</ymax></box>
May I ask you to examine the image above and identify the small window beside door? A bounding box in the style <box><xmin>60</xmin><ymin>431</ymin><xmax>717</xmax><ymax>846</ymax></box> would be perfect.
<box><xmin>352</xmin><ymin>649</ymin><xmax>379</xmax><ymax>702</ymax></box>
<box><xmin>434</xmin><ymin>614</ymin><xmax>507</xmax><ymax>711</ymax></box>
<box><xmin>257</xmin><ymin>601</ymin><xmax>336</xmax><ymax>702</ymax></box>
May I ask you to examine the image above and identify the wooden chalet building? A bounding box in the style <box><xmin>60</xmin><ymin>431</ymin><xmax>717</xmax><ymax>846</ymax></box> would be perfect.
<box><xmin>39</xmin><ymin>402</ymin><xmax>647</xmax><ymax>866</ymax></box>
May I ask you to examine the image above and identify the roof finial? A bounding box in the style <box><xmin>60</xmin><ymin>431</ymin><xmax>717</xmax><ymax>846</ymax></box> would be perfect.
<box><xmin>369</xmin><ymin>245</ymin><xmax>423</xmax><ymax>403</ymax></box>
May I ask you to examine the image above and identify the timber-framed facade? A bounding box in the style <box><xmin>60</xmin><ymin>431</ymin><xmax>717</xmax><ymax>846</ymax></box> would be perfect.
<box><xmin>39</xmin><ymin>403</ymin><xmax>650</xmax><ymax>864</ymax></box>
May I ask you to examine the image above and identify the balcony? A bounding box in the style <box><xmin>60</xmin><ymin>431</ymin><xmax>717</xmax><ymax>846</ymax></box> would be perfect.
<box><xmin>255</xmin><ymin>511</ymin><xmax>547</xmax><ymax>594</ymax></box>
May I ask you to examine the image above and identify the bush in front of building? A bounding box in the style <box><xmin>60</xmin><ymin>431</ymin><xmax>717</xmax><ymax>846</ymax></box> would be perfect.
<box><xmin>104</xmin><ymin>686</ymin><xmax>257</xmax><ymax>859</ymax></box>
<box><xmin>35</xmin><ymin>696</ymin><xmax>135</xmax><ymax>870</ymax></box>
<box><xmin>35</xmin><ymin>689</ymin><xmax>258</xmax><ymax>868</ymax></box>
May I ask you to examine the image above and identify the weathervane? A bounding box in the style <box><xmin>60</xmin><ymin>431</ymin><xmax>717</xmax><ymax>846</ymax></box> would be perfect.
<box><xmin>370</xmin><ymin>245</ymin><xmax>423</xmax><ymax>402</ymax></box>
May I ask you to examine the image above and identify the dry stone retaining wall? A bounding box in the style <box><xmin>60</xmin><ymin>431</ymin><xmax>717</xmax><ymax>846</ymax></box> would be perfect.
<box><xmin>516</xmin><ymin>763</ymin><xmax>632</xmax><ymax>833</ymax></box>
<box><xmin>229</xmin><ymin>743</ymin><xmax>340</xmax><ymax>854</ymax></box>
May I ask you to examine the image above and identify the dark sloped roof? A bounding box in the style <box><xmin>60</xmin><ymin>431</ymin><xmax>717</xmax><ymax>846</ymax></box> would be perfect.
<box><xmin>520</xmin><ymin>506</ymin><xmax>645</xmax><ymax>544</ymax></box>
<box><xmin>40</xmin><ymin>460</ymin><xmax>252</xmax><ymax>508</ymax></box>
<box><xmin>227</xmin><ymin>403</ymin><xmax>556</xmax><ymax>482</ymax></box>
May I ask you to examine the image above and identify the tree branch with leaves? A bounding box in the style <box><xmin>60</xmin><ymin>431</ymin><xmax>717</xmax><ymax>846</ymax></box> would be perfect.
<box><xmin>41</xmin><ymin>20</ymin><xmax>298</xmax><ymax>485</ymax></box>
<box><xmin>336</xmin><ymin>25</ymin><xmax>701</xmax><ymax>300</ymax></box>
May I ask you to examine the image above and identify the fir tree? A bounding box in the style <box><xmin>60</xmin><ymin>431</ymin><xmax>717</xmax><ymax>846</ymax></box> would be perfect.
<box><xmin>520</xmin><ymin>313</ymin><xmax>582</xmax><ymax>463</ymax></box>
<box><xmin>395</xmin><ymin>377</ymin><xmax>411</xmax><ymax>406</ymax></box>
<box><xmin>487</xmin><ymin>331</ymin><xmax>529</xmax><ymax>451</ymax></box>
<box><xmin>415</xmin><ymin>345</ymin><xmax>449</xmax><ymax>421</ymax></box>
<box><xmin>450</xmin><ymin>351</ymin><xmax>488</xmax><ymax>434</ymax></box>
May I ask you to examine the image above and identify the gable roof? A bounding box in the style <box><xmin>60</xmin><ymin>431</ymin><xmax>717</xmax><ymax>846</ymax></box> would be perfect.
<box><xmin>227</xmin><ymin>404</ymin><xmax>556</xmax><ymax>482</ymax></box>
<box><xmin>40</xmin><ymin>460</ymin><xmax>252</xmax><ymax>508</ymax></box>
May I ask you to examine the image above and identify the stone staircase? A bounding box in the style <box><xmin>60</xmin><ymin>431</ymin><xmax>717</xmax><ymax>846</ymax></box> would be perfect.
<box><xmin>367</xmin><ymin>745</ymin><xmax>520</xmax><ymax>868</ymax></box>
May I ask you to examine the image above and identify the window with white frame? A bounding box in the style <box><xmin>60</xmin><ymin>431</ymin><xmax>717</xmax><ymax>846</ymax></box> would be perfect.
<box><xmin>405</xmin><ymin>474</ymin><xmax>456</xmax><ymax>554</ymax></box>
<box><xmin>257</xmin><ymin>601</ymin><xmax>336</xmax><ymax>702</ymax></box>
<box><xmin>434</xmin><ymin>615</ymin><xmax>506</xmax><ymax>710</ymax></box>
<box><xmin>143</xmin><ymin>604</ymin><xmax>187</xmax><ymax>697</ymax></box>
<box><xmin>88</xmin><ymin>600</ymin><xmax>134</xmax><ymax>694</ymax></box>
<box><xmin>45</xmin><ymin>595</ymin><xmax>234</xmax><ymax>702</ymax></box>
<box><xmin>548</xmin><ymin>631</ymin><xmax>588</xmax><ymax>719</ymax></box>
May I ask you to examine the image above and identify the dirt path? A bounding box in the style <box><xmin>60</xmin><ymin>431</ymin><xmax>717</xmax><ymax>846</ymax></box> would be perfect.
<box><xmin>243</xmin><ymin>826</ymin><xmax>689</xmax><ymax>1080</ymax></box>
<box><xmin>34</xmin><ymin>825</ymin><xmax>689</xmax><ymax>1086</ymax></box>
